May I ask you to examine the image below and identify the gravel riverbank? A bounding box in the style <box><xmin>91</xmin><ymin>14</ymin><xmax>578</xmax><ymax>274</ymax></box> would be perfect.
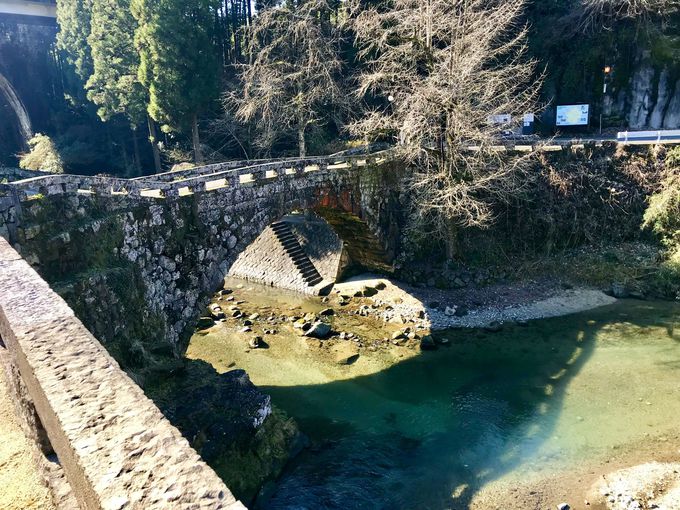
<box><xmin>334</xmin><ymin>274</ymin><xmax>617</xmax><ymax>329</ymax></box>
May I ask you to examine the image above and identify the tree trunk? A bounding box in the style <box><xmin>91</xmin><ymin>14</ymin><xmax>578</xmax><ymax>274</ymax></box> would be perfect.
<box><xmin>298</xmin><ymin>125</ymin><xmax>306</xmax><ymax>158</ymax></box>
<box><xmin>445</xmin><ymin>220</ymin><xmax>459</xmax><ymax>260</ymax></box>
<box><xmin>132</xmin><ymin>128</ymin><xmax>142</xmax><ymax>176</ymax></box>
<box><xmin>192</xmin><ymin>114</ymin><xmax>204</xmax><ymax>165</ymax></box>
<box><xmin>147</xmin><ymin>115</ymin><xmax>162</xmax><ymax>174</ymax></box>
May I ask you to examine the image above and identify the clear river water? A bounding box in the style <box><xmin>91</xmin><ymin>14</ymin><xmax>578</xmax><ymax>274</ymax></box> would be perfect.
<box><xmin>188</xmin><ymin>281</ymin><xmax>680</xmax><ymax>510</ymax></box>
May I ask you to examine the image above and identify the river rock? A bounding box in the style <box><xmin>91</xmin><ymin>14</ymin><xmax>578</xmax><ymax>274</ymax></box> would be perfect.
<box><xmin>248</xmin><ymin>336</ymin><xmax>262</xmax><ymax>349</ymax></box>
<box><xmin>454</xmin><ymin>306</ymin><xmax>468</xmax><ymax>317</ymax></box>
<box><xmin>375</xmin><ymin>282</ymin><xmax>386</xmax><ymax>290</ymax></box>
<box><xmin>319</xmin><ymin>308</ymin><xmax>335</xmax><ymax>316</ymax></box>
<box><xmin>293</xmin><ymin>319</ymin><xmax>311</xmax><ymax>331</ymax></box>
<box><xmin>420</xmin><ymin>335</ymin><xmax>437</xmax><ymax>351</ymax></box>
<box><xmin>249</xmin><ymin>313</ymin><xmax>260</xmax><ymax>320</ymax></box>
<box><xmin>485</xmin><ymin>321</ymin><xmax>503</xmax><ymax>332</ymax></box>
<box><xmin>209</xmin><ymin>304</ymin><xmax>225</xmax><ymax>320</ymax></box>
<box><xmin>219</xmin><ymin>289</ymin><xmax>233</xmax><ymax>295</ymax></box>
<box><xmin>333</xmin><ymin>343</ymin><xmax>360</xmax><ymax>365</ymax></box>
<box><xmin>610</xmin><ymin>282</ymin><xmax>629</xmax><ymax>298</ymax></box>
<box><xmin>392</xmin><ymin>330</ymin><xmax>407</xmax><ymax>340</ymax></box>
<box><xmin>197</xmin><ymin>316</ymin><xmax>215</xmax><ymax>329</ymax></box>
<box><xmin>556</xmin><ymin>504</ymin><xmax>570</xmax><ymax>510</ymax></box>
<box><xmin>362</xmin><ymin>286</ymin><xmax>379</xmax><ymax>297</ymax></box>
<box><xmin>304</xmin><ymin>322</ymin><xmax>331</xmax><ymax>339</ymax></box>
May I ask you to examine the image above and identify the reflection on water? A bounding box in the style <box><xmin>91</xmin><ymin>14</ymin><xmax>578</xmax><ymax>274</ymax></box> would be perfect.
<box><xmin>191</xmin><ymin>286</ymin><xmax>680</xmax><ymax>510</ymax></box>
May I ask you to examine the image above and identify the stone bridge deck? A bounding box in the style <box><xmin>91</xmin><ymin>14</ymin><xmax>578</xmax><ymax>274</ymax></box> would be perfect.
<box><xmin>0</xmin><ymin>151</ymin><xmax>393</xmax><ymax>203</ymax></box>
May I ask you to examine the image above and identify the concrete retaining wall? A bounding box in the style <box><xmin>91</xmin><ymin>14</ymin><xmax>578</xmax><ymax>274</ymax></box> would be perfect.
<box><xmin>0</xmin><ymin>236</ymin><xmax>245</xmax><ymax>510</ymax></box>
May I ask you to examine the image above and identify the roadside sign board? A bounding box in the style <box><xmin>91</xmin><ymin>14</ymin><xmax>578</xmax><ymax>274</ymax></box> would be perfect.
<box><xmin>556</xmin><ymin>104</ymin><xmax>589</xmax><ymax>126</ymax></box>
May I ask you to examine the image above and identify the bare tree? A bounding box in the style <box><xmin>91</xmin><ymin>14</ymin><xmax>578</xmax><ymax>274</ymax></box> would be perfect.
<box><xmin>582</xmin><ymin>0</ymin><xmax>676</xmax><ymax>19</ymax></box>
<box><xmin>578</xmin><ymin>0</ymin><xmax>678</xmax><ymax>30</ymax></box>
<box><xmin>227</xmin><ymin>0</ymin><xmax>344</xmax><ymax>158</ymax></box>
<box><xmin>349</xmin><ymin>0</ymin><xmax>542</xmax><ymax>256</ymax></box>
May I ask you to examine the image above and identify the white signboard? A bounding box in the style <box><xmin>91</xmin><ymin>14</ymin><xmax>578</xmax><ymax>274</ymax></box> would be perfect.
<box><xmin>488</xmin><ymin>114</ymin><xmax>512</xmax><ymax>125</ymax></box>
<box><xmin>556</xmin><ymin>104</ymin><xmax>589</xmax><ymax>126</ymax></box>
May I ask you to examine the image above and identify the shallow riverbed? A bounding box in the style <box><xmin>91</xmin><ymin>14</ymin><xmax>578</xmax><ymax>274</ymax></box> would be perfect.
<box><xmin>188</xmin><ymin>279</ymin><xmax>680</xmax><ymax>510</ymax></box>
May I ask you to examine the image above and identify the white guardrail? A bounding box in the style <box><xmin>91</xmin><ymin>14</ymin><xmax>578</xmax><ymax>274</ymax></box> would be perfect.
<box><xmin>617</xmin><ymin>129</ymin><xmax>680</xmax><ymax>144</ymax></box>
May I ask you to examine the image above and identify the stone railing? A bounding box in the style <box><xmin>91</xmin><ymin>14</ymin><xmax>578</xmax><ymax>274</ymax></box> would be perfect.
<box><xmin>2</xmin><ymin>151</ymin><xmax>394</xmax><ymax>203</ymax></box>
<box><xmin>0</xmin><ymin>166</ymin><xmax>51</xmax><ymax>182</ymax></box>
<box><xmin>0</xmin><ymin>236</ymin><xmax>245</xmax><ymax>510</ymax></box>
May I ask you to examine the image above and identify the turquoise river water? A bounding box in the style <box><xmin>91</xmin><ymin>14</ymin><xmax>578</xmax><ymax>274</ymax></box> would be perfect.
<box><xmin>189</xmin><ymin>291</ymin><xmax>680</xmax><ymax>510</ymax></box>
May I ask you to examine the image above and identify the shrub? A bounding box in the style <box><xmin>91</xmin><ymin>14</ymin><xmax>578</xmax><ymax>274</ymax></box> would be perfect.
<box><xmin>19</xmin><ymin>133</ymin><xmax>64</xmax><ymax>174</ymax></box>
<box><xmin>643</xmin><ymin>147</ymin><xmax>680</xmax><ymax>250</ymax></box>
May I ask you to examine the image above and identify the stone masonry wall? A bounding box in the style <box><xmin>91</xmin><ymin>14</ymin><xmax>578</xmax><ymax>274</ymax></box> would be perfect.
<box><xmin>287</xmin><ymin>213</ymin><xmax>348</xmax><ymax>282</ymax></box>
<box><xmin>228</xmin><ymin>224</ymin><xmax>324</xmax><ymax>294</ymax></box>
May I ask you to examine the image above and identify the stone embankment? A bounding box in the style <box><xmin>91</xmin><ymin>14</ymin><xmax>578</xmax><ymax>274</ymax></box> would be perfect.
<box><xmin>0</xmin><ymin>236</ymin><xmax>245</xmax><ymax>509</ymax></box>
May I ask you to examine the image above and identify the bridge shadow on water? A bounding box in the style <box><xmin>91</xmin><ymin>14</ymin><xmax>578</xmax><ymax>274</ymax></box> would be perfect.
<box><xmin>253</xmin><ymin>302</ymin><xmax>679</xmax><ymax>510</ymax></box>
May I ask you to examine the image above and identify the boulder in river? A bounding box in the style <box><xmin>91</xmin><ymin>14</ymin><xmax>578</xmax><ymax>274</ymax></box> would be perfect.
<box><xmin>454</xmin><ymin>306</ymin><xmax>468</xmax><ymax>317</ymax></box>
<box><xmin>420</xmin><ymin>335</ymin><xmax>437</xmax><ymax>351</ymax></box>
<box><xmin>197</xmin><ymin>316</ymin><xmax>215</xmax><ymax>329</ymax></box>
<box><xmin>304</xmin><ymin>322</ymin><xmax>331</xmax><ymax>339</ymax></box>
<box><xmin>610</xmin><ymin>282</ymin><xmax>629</xmax><ymax>298</ymax></box>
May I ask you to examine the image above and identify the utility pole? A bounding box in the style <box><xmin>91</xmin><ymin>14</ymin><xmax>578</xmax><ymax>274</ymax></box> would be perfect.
<box><xmin>601</xmin><ymin>65</ymin><xmax>612</xmax><ymax>135</ymax></box>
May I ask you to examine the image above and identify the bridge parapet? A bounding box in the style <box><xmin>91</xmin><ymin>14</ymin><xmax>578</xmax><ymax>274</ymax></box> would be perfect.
<box><xmin>0</xmin><ymin>236</ymin><xmax>245</xmax><ymax>510</ymax></box>
<box><xmin>4</xmin><ymin>150</ymin><xmax>394</xmax><ymax>202</ymax></box>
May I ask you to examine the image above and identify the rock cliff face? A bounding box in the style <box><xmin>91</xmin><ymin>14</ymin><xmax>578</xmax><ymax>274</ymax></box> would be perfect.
<box><xmin>606</xmin><ymin>53</ymin><xmax>680</xmax><ymax>130</ymax></box>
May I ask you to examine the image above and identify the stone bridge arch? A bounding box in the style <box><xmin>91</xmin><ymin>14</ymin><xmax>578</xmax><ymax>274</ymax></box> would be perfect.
<box><xmin>6</xmin><ymin>156</ymin><xmax>407</xmax><ymax>358</ymax></box>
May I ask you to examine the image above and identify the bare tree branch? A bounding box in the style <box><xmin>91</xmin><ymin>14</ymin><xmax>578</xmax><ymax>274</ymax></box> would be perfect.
<box><xmin>225</xmin><ymin>0</ymin><xmax>345</xmax><ymax>157</ymax></box>
<box><xmin>349</xmin><ymin>0</ymin><xmax>543</xmax><ymax>252</ymax></box>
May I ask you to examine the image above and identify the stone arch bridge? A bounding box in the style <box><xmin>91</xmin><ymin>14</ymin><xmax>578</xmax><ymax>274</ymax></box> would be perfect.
<box><xmin>1</xmin><ymin>150</ymin><xmax>405</xmax><ymax>354</ymax></box>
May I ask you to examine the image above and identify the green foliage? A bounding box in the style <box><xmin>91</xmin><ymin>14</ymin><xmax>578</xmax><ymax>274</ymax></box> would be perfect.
<box><xmin>19</xmin><ymin>134</ymin><xmax>64</xmax><ymax>174</ymax></box>
<box><xmin>86</xmin><ymin>0</ymin><xmax>147</xmax><ymax>126</ymax></box>
<box><xmin>132</xmin><ymin>0</ymin><xmax>219</xmax><ymax>133</ymax></box>
<box><xmin>56</xmin><ymin>0</ymin><xmax>94</xmax><ymax>81</ymax></box>
<box><xmin>641</xmin><ymin>147</ymin><xmax>680</xmax><ymax>297</ymax></box>
<box><xmin>643</xmin><ymin>147</ymin><xmax>680</xmax><ymax>250</ymax></box>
